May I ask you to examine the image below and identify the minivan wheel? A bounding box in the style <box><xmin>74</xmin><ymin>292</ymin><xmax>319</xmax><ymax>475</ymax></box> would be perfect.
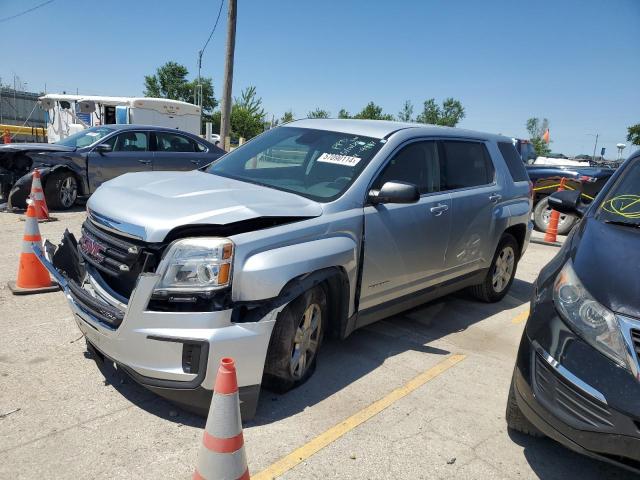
<box><xmin>45</xmin><ymin>171</ymin><xmax>78</xmax><ymax>210</ymax></box>
<box><xmin>469</xmin><ymin>233</ymin><xmax>519</xmax><ymax>303</ymax></box>
<box><xmin>506</xmin><ymin>373</ymin><xmax>543</xmax><ymax>437</ymax></box>
<box><xmin>533</xmin><ymin>196</ymin><xmax>576</xmax><ymax>235</ymax></box>
<box><xmin>263</xmin><ymin>285</ymin><xmax>327</xmax><ymax>393</ymax></box>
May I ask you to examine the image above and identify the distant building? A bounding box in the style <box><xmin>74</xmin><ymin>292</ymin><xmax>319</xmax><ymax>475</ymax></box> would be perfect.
<box><xmin>0</xmin><ymin>87</ymin><xmax>47</xmax><ymax>128</ymax></box>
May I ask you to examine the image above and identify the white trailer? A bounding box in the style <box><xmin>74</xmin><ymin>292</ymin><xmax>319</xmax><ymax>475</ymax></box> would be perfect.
<box><xmin>38</xmin><ymin>94</ymin><xmax>201</xmax><ymax>143</ymax></box>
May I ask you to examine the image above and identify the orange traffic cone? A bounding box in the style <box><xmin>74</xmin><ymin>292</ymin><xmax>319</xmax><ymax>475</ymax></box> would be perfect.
<box><xmin>194</xmin><ymin>358</ymin><xmax>250</xmax><ymax>480</ymax></box>
<box><xmin>544</xmin><ymin>177</ymin><xmax>567</xmax><ymax>243</ymax></box>
<box><xmin>7</xmin><ymin>204</ymin><xmax>59</xmax><ymax>295</ymax></box>
<box><xmin>30</xmin><ymin>169</ymin><xmax>50</xmax><ymax>221</ymax></box>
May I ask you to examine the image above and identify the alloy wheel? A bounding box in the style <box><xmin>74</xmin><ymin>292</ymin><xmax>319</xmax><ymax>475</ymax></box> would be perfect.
<box><xmin>492</xmin><ymin>246</ymin><xmax>515</xmax><ymax>293</ymax></box>
<box><xmin>290</xmin><ymin>303</ymin><xmax>322</xmax><ymax>380</ymax></box>
<box><xmin>59</xmin><ymin>176</ymin><xmax>78</xmax><ymax>208</ymax></box>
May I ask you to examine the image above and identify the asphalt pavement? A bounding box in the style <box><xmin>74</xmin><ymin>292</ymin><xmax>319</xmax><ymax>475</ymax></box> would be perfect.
<box><xmin>0</xmin><ymin>208</ymin><xmax>635</xmax><ymax>479</ymax></box>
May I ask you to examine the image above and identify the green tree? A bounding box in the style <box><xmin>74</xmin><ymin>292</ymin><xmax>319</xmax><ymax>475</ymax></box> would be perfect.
<box><xmin>354</xmin><ymin>102</ymin><xmax>394</xmax><ymax>120</ymax></box>
<box><xmin>627</xmin><ymin>124</ymin><xmax>640</xmax><ymax>146</ymax></box>
<box><xmin>234</xmin><ymin>86</ymin><xmax>264</xmax><ymax>118</ymax></box>
<box><xmin>398</xmin><ymin>100</ymin><xmax>414</xmax><ymax>122</ymax></box>
<box><xmin>144</xmin><ymin>61</ymin><xmax>217</xmax><ymax>114</ymax></box>
<box><xmin>416</xmin><ymin>97</ymin><xmax>465</xmax><ymax>127</ymax></box>
<box><xmin>307</xmin><ymin>108</ymin><xmax>330</xmax><ymax>119</ymax></box>
<box><xmin>338</xmin><ymin>108</ymin><xmax>351</xmax><ymax>119</ymax></box>
<box><xmin>229</xmin><ymin>86</ymin><xmax>265</xmax><ymax>139</ymax></box>
<box><xmin>440</xmin><ymin>98</ymin><xmax>465</xmax><ymax>127</ymax></box>
<box><xmin>526</xmin><ymin>117</ymin><xmax>552</xmax><ymax>157</ymax></box>
<box><xmin>281</xmin><ymin>110</ymin><xmax>294</xmax><ymax>123</ymax></box>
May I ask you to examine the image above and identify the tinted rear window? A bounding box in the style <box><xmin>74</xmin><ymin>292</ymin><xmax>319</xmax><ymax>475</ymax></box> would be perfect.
<box><xmin>498</xmin><ymin>142</ymin><xmax>529</xmax><ymax>182</ymax></box>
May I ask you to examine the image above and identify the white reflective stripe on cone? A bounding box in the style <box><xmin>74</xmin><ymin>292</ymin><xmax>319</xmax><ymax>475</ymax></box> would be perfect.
<box><xmin>205</xmin><ymin>392</ymin><xmax>243</xmax><ymax>439</ymax></box>
<box><xmin>197</xmin><ymin>448</ymin><xmax>248</xmax><ymax>480</ymax></box>
<box><xmin>21</xmin><ymin>241</ymin><xmax>36</xmax><ymax>254</ymax></box>
<box><xmin>23</xmin><ymin>217</ymin><xmax>40</xmax><ymax>236</ymax></box>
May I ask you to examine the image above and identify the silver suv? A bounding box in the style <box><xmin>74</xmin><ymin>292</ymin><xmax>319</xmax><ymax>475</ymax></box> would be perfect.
<box><xmin>37</xmin><ymin>119</ymin><xmax>533</xmax><ymax>418</ymax></box>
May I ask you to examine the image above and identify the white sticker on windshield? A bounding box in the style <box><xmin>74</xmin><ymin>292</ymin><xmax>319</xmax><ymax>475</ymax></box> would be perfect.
<box><xmin>317</xmin><ymin>152</ymin><xmax>361</xmax><ymax>167</ymax></box>
<box><xmin>85</xmin><ymin>132</ymin><xmax>99</xmax><ymax>137</ymax></box>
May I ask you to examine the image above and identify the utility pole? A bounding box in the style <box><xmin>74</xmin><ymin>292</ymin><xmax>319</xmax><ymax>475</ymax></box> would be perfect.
<box><xmin>219</xmin><ymin>0</ymin><xmax>237</xmax><ymax>150</ymax></box>
<box><xmin>591</xmin><ymin>133</ymin><xmax>599</xmax><ymax>163</ymax></box>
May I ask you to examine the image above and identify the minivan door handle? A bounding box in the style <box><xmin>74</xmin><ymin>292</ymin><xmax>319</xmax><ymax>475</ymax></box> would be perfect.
<box><xmin>430</xmin><ymin>204</ymin><xmax>449</xmax><ymax>216</ymax></box>
<box><xmin>138</xmin><ymin>159</ymin><xmax>152</xmax><ymax>165</ymax></box>
<box><xmin>489</xmin><ymin>193</ymin><xmax>502</xmax><ymax>203</ymax></box>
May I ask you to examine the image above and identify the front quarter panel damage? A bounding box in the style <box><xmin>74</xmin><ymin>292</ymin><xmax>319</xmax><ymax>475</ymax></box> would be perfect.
<box><xmin>233</xmin><ymin>236</ymin><xmax>358</xmax><ymax>306</ymax></box>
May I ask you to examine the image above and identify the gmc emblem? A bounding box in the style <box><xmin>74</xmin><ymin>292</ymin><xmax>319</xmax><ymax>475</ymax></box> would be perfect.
<box><xmin>79</xmin><ymin>234</ymin><xmax>106</xmax><ymax>263</ymax></box>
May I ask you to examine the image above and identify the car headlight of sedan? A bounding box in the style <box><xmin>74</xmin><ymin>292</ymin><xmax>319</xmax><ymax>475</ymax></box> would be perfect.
<box><xmin>553</xmin><ymin>261</ymin><xmax>630</xmax><ymax>370</ymax></box>
<box><xmin>155</xmin><ymin>238</ymin><xmax>233</xmax><ymax>293</ymax></box>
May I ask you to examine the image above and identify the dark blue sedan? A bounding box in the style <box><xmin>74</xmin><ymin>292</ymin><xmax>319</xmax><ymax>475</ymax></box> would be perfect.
<box><xmin>1</xmin><ymin>124</ymin><xmax>225</xmax><ymax>210</ymax></box>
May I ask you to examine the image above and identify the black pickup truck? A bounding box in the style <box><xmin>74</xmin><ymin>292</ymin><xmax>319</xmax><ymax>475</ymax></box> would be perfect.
<box><xmin>526</xmin><ymin>164</ymin><xmax>615</xmax><ymax>233</ymax></box>
<box><xmin>513</xmin><ymin>139</ymin><xmax>616</xmax><ymax>234</ymax></box>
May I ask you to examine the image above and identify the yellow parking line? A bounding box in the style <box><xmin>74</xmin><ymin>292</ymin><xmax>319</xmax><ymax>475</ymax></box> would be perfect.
<box><xmin>511</xmin><ymin>309</ymin><xmax>530</xmax><ymax>324</ymax></box>
<box><xmin>253</xmin><ymin>353</ymin><xmax>466</xmax><ymax>480</ymax></box>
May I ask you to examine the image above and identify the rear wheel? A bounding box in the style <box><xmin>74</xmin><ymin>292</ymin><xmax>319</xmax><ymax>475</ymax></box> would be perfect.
<box><xmin>45</xmin><ymin>170</ymin><xmax>78</xmax><ymax>210</ymax></box>
<box><xmin>533</xmin><ymin>196</ymin><xmax>576</xmax><ymax>235</ymax></box>
<box><xmin>469</xmin><ymin>233</ymin><xmax>519</xmax><ymax>303</ymax></box>
<box><xmin>263</xmin><ymin>285</ymin><xmax>327</xmax><ymax>393</ymax></box>
<box><xmin>506</xmin><ymin>374</ymin><xmax>544</xmax><ymax>437</ymax></box>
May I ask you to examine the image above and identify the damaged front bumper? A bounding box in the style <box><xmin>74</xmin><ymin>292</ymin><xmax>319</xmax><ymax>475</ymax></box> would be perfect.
<box><xmin>33</xmin><ymin>234</ymin><xmax>277</xmax><ymax>418</ymax></box>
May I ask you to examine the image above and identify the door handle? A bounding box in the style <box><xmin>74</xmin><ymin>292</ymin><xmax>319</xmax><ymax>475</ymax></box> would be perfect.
<box><xmin>489</xmin><ymin>193</ymin><xmax>502</xmax><ymax>203</ymax></box>
<box><xmin>190</xmin><ymin>159</ymin><xmax>200</xmax><ymax>164</ymax></box>
<box><xmin>138</xmin><ymin>159</ymin><xmax>152</xmax><ymax>165</ymax></box>
<box><xmin>430</xmin><ymin>204</ymin><xmax>449</xmax><ymax>216</ymax></box>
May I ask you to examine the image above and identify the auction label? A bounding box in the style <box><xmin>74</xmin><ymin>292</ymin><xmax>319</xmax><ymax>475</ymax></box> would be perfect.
<box><xmin>317</xmin><ymin>152</ymin><xmax>362</xmax><ymax>166</ymax></box>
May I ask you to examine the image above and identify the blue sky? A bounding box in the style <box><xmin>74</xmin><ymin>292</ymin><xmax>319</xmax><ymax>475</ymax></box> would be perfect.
<box><xmin>1</xmin><ymin>0</ymin><xmax>639</xmax><ymax>156</ymax></box>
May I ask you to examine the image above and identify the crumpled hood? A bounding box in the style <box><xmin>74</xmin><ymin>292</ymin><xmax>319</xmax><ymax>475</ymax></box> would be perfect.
<box><xmin>87</xmin><ymin>170</ymin><xmax>323</xmax><ymax>242</ymax></box>
<box><xmin>571</xmin><ymin>217</ymin><xmax>640</xmax><ymax>319</ymax></box>
<box><xmin>0</xmin><ymin>143</ymin><xmax>75</xmax><ymax>153</ymax></box>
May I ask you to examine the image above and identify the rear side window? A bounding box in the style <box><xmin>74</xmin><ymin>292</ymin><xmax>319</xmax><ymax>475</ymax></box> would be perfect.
<box><xmin>498</xmin><ymin>142</ymin><xmax>529</xmax><ymax>182</ymax></box>
<box><xmin>441</xmin><ymin>141</ymin><xmax>494</xmax><ymax>190</ymax></box>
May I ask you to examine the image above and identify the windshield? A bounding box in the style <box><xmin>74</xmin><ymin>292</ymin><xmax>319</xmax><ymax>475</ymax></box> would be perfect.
<box><xmin>597</xmin><ymin>157</ymin><xmax>640</xmax><ymax>225</ymax></box>
<box><xmin>206</xmin><ymin>127</ymin><xmax>384</xmax><ymax>201</ymax></box>
<box><xmin>55</xmin><ymin>126</ymin><xmax>114</xmax><ymax>148</ymax></box>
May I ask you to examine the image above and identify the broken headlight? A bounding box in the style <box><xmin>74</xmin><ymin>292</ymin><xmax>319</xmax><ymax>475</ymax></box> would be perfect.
<box><xmin>154</xmin><ymin>238</ymin><xmax>233</xmax><ymax>294</ymax></box>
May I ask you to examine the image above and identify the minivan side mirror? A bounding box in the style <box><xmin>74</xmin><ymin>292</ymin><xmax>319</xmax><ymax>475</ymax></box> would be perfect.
<box><xmin>95</xmin><ymin>143</ymin><xmax>112</xmax><ymax>154</ymax></box>
<box><xmin>548</xmin><ymin>190</ymin><xmax>586</xmax><ymax>217</ymax></box>
<box><xmin>368</xmin><ymin>181</ymin><xmax>420</xmax><ymax>205</ymax></box>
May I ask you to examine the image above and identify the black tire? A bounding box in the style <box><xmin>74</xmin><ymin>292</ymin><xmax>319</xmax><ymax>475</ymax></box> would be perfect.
<box><xmin>469</xmin><ymin>233</ymin><xmax>519</xmax><ymax>303</ymax></box>
<box><xmin>506</xmin><ymin>374</ymin><xmax>544</xmax><ymax>437</ymax></box>
<box><xmin>44</xmin><ymin>170</ymin><xmax>78</xmax><ymax>210</ymax></box>
<box><xmin>263</xmin><ymin>285</ymin><xmax>327</xmax><ymax>393</ymax></box>
<box><xmin>533</xmin><ymin>196</ymin><xmax>576</xmax><ymax>235</ymax></box>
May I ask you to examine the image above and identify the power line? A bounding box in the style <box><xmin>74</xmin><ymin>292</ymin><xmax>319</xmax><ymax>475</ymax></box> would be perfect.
<box><xmin>0</xmin><ymin>0</ymin><xmax>55</xmax><ymax>23</ymax></box>
<box><xmin>200</xmin><ymin>0</ymin><xmax>225</xmax><ymax>57</ymax></box>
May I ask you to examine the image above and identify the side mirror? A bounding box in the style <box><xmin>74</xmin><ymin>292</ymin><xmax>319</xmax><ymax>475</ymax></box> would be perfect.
<box><xmin>95</xmin><ymin>143</ymin><xmax>112</xmax><ymax>154</ymax></box>
<box><xmin>548</xmin><ymin>190</ymin><xmax>585</xmax><ymax>217</ymax></box>
<box><xmin>369</xmin><ymin>181</ymin><xmax>420</xmax><ymax>205</ymax></box>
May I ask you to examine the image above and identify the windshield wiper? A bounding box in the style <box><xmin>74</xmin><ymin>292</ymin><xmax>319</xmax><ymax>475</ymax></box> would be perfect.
<box><xmin>604</xmin><ymin>220</ymin><xmax>640</xmax><ymax>228</ymax></box>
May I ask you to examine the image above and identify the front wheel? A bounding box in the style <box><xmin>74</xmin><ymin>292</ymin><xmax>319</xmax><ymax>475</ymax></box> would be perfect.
<box><xmin>45</xmin><ymin>171</ymin><xmax>78</xmax><ymax>210</ymax></box>
<box><xmin>263</xmin><ymin>285</ymin><xmax>327</xmax><ymax>393</ymax></box>
<box><xmin>469</xmin><ymin>233</ymin><xmax>519</xmax><ymax>303</ymax></box>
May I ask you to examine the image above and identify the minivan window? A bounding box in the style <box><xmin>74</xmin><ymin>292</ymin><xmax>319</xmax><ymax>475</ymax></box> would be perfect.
<box><xmin>374</xmin><ymin>141</ymin><xmax>440</xmax><ymax>194</ymax></box>
<box><xmin>207</xmin><ymin>127</ymin><xmax>384</xmax><ymax>201</ymax></box>
<box><xmin>498</xmin><ymin>142</ymin><xmax>530</xmax><ymax>182</ymax></box>
<box><xmin>441</xmin><ymin>141</ymin><xmax>494</xmax><ymax>190</ymax></box>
